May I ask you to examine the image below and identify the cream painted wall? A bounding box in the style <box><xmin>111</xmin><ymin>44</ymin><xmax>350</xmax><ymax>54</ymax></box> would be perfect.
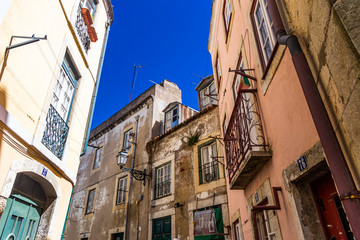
<box><xmin>0</xmin><ymin>0</ymin><xmax>112</xmax><ymax>238</ymax></box>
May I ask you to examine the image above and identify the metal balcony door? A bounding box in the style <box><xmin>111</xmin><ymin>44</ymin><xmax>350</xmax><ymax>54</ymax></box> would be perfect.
<box><xmin>152</xmin><ymin>216</ymin><xmax>171</xmax><ymax>240</ymax></box>
<box><xmin>312</xmin><ymin>174</ymin><xmax>353</xmax><ymax>239</ymax></box>
<box><xmin>0</xmin><ymin>196</ymin><xmax>41</xmax><ymax>240</ymax></box>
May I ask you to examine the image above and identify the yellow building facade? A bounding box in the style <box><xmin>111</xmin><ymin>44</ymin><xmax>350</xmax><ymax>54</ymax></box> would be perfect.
<box><xmin>0</xmin><ymin>0</ymin><xmax>113</xmax><ymax>239</ymax></box>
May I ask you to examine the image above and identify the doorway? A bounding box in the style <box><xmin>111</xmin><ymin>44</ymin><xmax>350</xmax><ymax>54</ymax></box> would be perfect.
<box><xmin>0</xmin><ymin>172</ymin><xmax>52</xmax><ymax>240</ymax></box>
<box><xmin>312</xmin><ymin>174</ymin><xmax>353</xmax><ymax>239</ymax></box>
<box><xmin>152</xmin><ymin>216</ymin><xmax>171</xmax><ymax>240</ymax></box>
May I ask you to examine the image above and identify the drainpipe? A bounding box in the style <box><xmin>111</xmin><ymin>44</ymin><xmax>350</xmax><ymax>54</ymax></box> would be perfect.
<box><xmin>60</xmin><ymin>186</ymin><xmax>74</xmax><ymax>240</ymax></box>
<box><xmin>124</xmin><ymin>116</ymin><xmax>140</xmax><ymax>239</ymax></box>
<box><xmin>267</xmin><ymin>0</ymin><xmax>360</xmax><ymax>237</ymax></box>
<box><xmin>81</xmin><ymin>19</ymin><xmax>111</xmax><ymax>156</ymax></box>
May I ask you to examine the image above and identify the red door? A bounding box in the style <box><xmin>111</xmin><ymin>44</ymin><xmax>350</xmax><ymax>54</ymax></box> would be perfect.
<box><xmin>312</xmin><ymin>174</ymin><xmax>353</xmax><ymax>239</ymax></box>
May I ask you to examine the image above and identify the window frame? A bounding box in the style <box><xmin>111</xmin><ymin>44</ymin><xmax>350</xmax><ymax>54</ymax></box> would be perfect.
<box><xmin>116</xmin><ymin>177</ymin><xmax>128</xmax><ymax>205</ymax></box>
<box><xmin>232</xmin><ymin>54</ymin><xmax>245</xmax><ymax>101</ymax></box>
<box><xmin>233</xmin><ymin>219</ymin><xmax>243</xmax><ymax>240</ymax></box>
<box><xmin>92</xmin><ymin>147</ymin><xmax>102</xmax><ymax>170</ymax></box>
<box><xmin>85</xmin><ymin>188</ymin><xmax>96</xmax><ymax>215</ymax></box>
<box><xmin>250</xmin><ymin>0</ymin><xmax>278</xmax><ymax>71</ymax></box>
<box><xmin>165</xmin><ymin>106</ymin><xmax>178</xmax><ymax>131</ymax></box>
<box><xmin>122</xmin><ymin>128</ymin><xmax>133</xmax><ymax>150</ymax></box>
<box><xmin>215</xmin><ymin>54</ymin><xmax>222</xmax><ymax>88</ymax></box>
<box><xmin>200</xmin><ymin>81</ymin><xmax>217</xmax><ymax>110</ymax></box>
<box><xmin>51</xmin><ymin>52</ymin><xmax>79</xmax><ymax>123</ymax></box>
<box><xmin>81</xmin><ymin>0</ymin><xmax>97</xmax><ymax>18</ymax></box>
<box><xmin>222</xmin><ymin>0</ymin><xmax>233</xmax><ymax>40</ymax></box>
<box><xmin>198</xmin><ymin>140</ymin><xmax>219</xmax><ymax>184</ymax></box>
<box><xmin>154</xmin><ymin>162</ymin><xmax>171</xmax><ymax>199</ymax></box>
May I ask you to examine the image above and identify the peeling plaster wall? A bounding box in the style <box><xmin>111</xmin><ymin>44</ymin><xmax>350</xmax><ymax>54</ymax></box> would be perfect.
<box><xmin>64</xmin><ymin>80</ymin><xmax>182</xmax><ymax>240</ymax></box>
<box><xmin>148</xmin><ymin>106</ymin><xmax>230</xmax><ymax>240</ymax></box>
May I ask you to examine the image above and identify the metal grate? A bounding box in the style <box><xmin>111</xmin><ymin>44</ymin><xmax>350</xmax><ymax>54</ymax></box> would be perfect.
<box><xmin>75</xmin><ymin>5</ymin><xmax>90</xmax><ymax>52</ymax></box>
<box><xmin>42</xmin><ymin>104</ymin><xmax>69</xmax><ymax>159</ymax></box>
<box><xmin>199</xmin><ymin>161</ymin><xmax>219</xmax><ymax>184</ymax></box>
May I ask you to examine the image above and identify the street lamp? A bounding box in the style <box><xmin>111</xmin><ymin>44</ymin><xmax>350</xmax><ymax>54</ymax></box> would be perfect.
<box><xmin>116</xmin><ymin>149</ymin><xmax>150</xmax><ymax>185</ymax></box>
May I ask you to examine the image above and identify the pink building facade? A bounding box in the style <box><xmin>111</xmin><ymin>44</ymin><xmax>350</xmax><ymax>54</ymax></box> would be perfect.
<box><xmin>208</xmin><ymin>0</ymin><xmax>359</xmax><ymax>239</ymax></box>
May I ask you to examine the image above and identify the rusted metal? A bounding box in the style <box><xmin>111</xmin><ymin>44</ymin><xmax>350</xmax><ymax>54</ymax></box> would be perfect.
<box><xmin>229</xmin><ymin>68</ymin><xmax>257</xmax><ymax>81</ymax></box>
<box><xmin>224</xmin><ymin>89</ymin><xmax>268</xmax><ymax>183</ymax></box>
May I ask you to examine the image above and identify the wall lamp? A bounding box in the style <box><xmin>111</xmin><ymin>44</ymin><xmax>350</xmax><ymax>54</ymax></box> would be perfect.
<box><xmin>116</xmin><ymin>150</ymin><xmax>150</xmax><ymax>185</ymax></box>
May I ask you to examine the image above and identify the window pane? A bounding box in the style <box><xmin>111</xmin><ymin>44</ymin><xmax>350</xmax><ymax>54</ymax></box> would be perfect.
<box><xmin>255</xmin><ymin>4</ymin><xmax>263</xmax><ymax>24</ymax></box>
<box><xmin>201</xmin><ymin>147</ymin><xmax>209</xmax><ymax>165</ymax></box>
<box><xmin>86</xmin><ymin>189</ymin><xmax>95</xmax><ymax>214</ymax></box>
<box><xmin>156</xmin><ymin>164</ymin><xmax>171</xmax><ymax>198</ymax></box>
<box><xmin>93</xmin><ymin>148</ymin><xmax>102</xmax><ymax>169</ymax></box>
<box><xmin>264</xmin><ymin>40</ymin><xmax>272</xmax><ymax>61</ymax></box>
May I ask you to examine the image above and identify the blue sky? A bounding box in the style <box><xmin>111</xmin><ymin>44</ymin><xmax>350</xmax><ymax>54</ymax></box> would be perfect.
<box><xmin>91</xmin><ymin>1</ymin><xmax>214</xmax><ymax>129</ymax></box>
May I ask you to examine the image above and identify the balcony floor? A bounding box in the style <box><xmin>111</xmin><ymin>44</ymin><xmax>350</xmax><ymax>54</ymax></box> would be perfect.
<box><xmin>229</xmin><ymin>150</ymin><xmax>272</xmax><ymax>190</ymax></box>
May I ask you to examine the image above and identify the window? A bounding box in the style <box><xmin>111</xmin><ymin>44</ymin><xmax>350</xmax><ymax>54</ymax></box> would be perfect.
<box><xmin>165</xmin><ymin>107</ymin><xmax>178</xmax><ymax>131</ymax></box>
<box><xmin>85</xmin><ymin>189</ymin><xmax>95</xmax><ymax>214</ymax></box>
<box><xmin>234</xmin><ymin>219</ymin><xmax>243</xmax><ymax>240</ymax></box>
<box><xmin>93</xmin><ymin>147</ymin><xmax>102</xmax><ymax>169</ymax></box>
<box><xmin>223</xmin><ymin>0</ymin><xmax>232</xmax><ymax>36</ymax></box>
<box><xmin>122</xmin><ymin>129</ymin><xmax>133</xmax><ymax>150</ymax></box>
<box><xmin>199</xmin><ymin>142</ymin><xmax>219</xmax><ymax>184</ymax></box>
<box><xmin>42</xmin><ymin>52</ymin><xmax>79</xmax><ymax>159</ymax></box>
<box><xmin>81</xmin><ymin>0</ymin><xmax>97</xmax><ymax>18</ymax></box>
<box><xmin>200</xmin><ymin>82</ymin><xmax>218</xmax><ymax>110</ymax></box>
<box><xmin>155</xmin><ymin>163</ymin><xmax>171</xmax><ymax>199</ymax></box>
<box><xmin>51</xmin><ymin>53</ymin><xmax>78</xmax><ymax>121</ymax></box>
<box><xmin>116</xmin><ymin>177</ymin><xmax>128</xmax><ymax>205</ymax></box>
<box><xmin>111</xmin><ymin>233</ymin><xmax>124</xmax><ymax>240</ymax></box>
<box><xmin>215</xmin><ymin>56</ymin><xmax>222</xmax><ymax>87</ymax></box>
<box><xmin>252</xmin><ymin>0</ymin><xmax>276</xmax><ymax>66</ymax></box>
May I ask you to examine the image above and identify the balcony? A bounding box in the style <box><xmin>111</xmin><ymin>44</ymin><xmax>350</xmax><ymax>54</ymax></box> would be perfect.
<box><xmin>224</xmin><ymin>89</ymin><xmax>271</xmax><ymax>189</ymax></box>
<box><xmin>75</xmin><ymin>5</ymin><xmax>91</xmax><ymax>52</ymax></box>
<box><xmin>41</xmin><ymin>104</ymin><xmax>69</xmax><ymax>159</ymax></box>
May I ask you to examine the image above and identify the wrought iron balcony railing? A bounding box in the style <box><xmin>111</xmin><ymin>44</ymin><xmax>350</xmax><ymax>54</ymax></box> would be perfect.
<box><xmin>75</xmin><ymin>5</ymin><xmax>90</xmax><ymax>52</ymax></box>
<box><xmin>41</xmin><ymin>104</ymin><xmax>69</xmax><ymax>159</ymax></box>
<box><xmin>224</xmin><ymin>89</ymin><xmax>271</xmax><ymax>189</ymax></box>
<box><xmin>199</xmin><ymin>161</ymin><xmax>219</xmax><ymax>184</ymax></box>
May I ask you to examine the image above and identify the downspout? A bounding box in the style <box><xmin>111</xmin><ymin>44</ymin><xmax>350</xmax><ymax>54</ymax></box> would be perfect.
<box><xmin>124</xmin><ymin>116</ymin><xmax>140</xmax><ymax>239</ymax></box>
<box><xmin>267</xmin><ymin>0</ymin><xmax>360</xmax><ymax>237</ymax></box>
<box><xmin>60</xmin><ymin>186</ymin><xmax>74</xmax><ymax>240</ymax></box>
<box><xmin>81</xmin><ymin>19</ymin><xmax>111</xmax><ymax>156</ymax></box>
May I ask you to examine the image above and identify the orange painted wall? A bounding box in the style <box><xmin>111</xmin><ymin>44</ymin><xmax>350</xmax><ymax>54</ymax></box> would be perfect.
<box><xmin>208</xmin><ymin>0</ymin><xmax>319</xmax><ymax>239</ymax></box>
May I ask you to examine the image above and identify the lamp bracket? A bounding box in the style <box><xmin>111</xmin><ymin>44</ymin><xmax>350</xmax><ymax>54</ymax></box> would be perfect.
<box><xmin>121</xmin><ymin>167</ymin><xmax>150</xmax><ymax>185</ymax></box>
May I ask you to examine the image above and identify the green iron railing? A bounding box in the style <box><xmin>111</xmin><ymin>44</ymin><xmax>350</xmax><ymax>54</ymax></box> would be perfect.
<box><xmin>42</xmin><ymin>104</ymin><xmax>69</xmax><ymax>159</ymax></box>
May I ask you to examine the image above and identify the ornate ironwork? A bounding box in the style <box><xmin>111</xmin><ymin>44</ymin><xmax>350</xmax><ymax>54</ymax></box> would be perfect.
<box><xmin>199</xmin><ymin>161</ymin><xmax>219</xmax><ymax>184</ymax></box>
<box><xmin>224</xmin><ymin>89</ymin><xmax>268</xmax><ymax>183</ymax></box>
<box><xmin>122</xmin><ymin>167</ymin><xmax>150</xmax><ymax>186</ymax></box>
<box><xmin>41</xmin><ymin>104</ymin><xmax>69</xmax><ymax>159</ymax></box>
<box><xmin>75</xmin><ymin>5</ymin><xmax>90</xmax><ymax>52</ymax></box>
